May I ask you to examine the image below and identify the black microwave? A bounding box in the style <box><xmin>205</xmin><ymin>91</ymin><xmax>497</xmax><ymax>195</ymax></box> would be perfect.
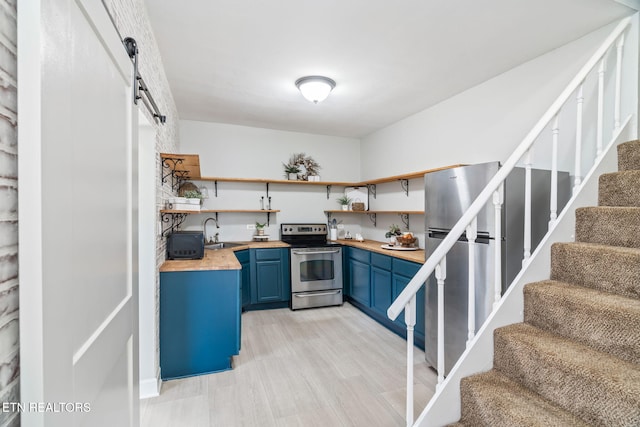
<box><xmin>167</xmin><ymin>231</ymin><xmax>204</xmax><ymax>260</ymax></box>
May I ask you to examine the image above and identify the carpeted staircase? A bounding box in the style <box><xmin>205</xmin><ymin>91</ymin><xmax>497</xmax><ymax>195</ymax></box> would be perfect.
<box><xmin>450</xmin><ymin>140</ymin><xmax>640</xmax><ymax>426</ymax></box>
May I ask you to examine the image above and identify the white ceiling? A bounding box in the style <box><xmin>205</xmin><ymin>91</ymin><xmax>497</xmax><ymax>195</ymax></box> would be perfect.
<box><xmin>144</xmin><ymin>0</ymin><xmax>634</xmax><ymax>138</ymax></box>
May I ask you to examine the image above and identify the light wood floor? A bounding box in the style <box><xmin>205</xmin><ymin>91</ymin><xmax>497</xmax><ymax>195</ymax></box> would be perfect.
<box><xmin>140</xmin><ymin>303</ymin><xmax>437</xmax><ymax>427</ymax></box>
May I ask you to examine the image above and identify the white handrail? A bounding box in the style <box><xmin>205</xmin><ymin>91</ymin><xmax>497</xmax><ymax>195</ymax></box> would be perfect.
<box><xmin>386</xmin><ymin>15</ymin><xmax>632</xmax><ymax>322</ymax></box>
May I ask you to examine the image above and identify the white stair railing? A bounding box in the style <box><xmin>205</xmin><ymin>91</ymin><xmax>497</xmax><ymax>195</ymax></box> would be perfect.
<box><xmin>387</xmin><ymin>16</ymin><xmax>633</xmax><ymax>427</ymax></box>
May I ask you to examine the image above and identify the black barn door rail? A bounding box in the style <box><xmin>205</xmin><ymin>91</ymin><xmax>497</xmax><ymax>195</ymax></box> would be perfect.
<box><xmin>123</xmin><ymin>37</ymin><xmax>166</xmax><ymax>124</ymax></box>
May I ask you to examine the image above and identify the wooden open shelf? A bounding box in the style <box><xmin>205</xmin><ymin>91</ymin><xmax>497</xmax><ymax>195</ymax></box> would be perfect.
<box><xmin>161</xmin><ymin>209</ymin><xmax>280</xmax><ymax>214</ymax></box>
<box><xmin>324</xmin><ymin>210</ymin><xmax>424</xmax><ymax>228</ymax></box>
<box><xmin>195</xmin><ymin>164</ymin><xmax>464</xmax><ymax>187</ymax></box>
<box><xmin>324</xmin><ymin>210</ymin><xmax>424</xmax><ymax>215</ymax></box>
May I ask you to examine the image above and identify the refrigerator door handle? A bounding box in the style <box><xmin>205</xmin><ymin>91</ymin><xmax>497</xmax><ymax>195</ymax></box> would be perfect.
<box><xmin>428</xmin><ymin>229</ymin><xmax>492</xmax><ymax>243</ymax></box>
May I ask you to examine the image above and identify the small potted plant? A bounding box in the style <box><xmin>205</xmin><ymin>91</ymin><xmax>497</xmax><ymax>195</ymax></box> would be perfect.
<box><xmin>337</xmin><ymin>195</ymin><xmax>352</xmax><ymax>211</ymax></box>
<box><xmin>283</xmin><ymin>163</ymin><xmax>301</xmax><ymax>180</ymax></box>
<box><xmin>255</xmin><ymin>221</ymin><xmax>267</xmax><ymax>236</ymax></box>
<box><xmin>385</xmin><ymin>224</ymin><xmax>402</xmax><ymax>245</ymax></box>
<box><xmin>181</xmin><ymin>189</ymin><xmax>204</xmax><ymax>211</ymax></box>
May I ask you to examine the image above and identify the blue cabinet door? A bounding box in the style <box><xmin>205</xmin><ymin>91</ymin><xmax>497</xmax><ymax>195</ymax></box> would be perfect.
<box><xmin>160</xmin><ymin>270</ymin><xmax>240</xmax><ymax>379</ymax></box>
<box><xmin>250</xmin><ymin>248</ymin><xmax>290</xmax><ymax>305</ymax></box>
<box><xmin>254</xmin><ymin>260</ymin><xmax>284</xmax><ymax>303</ymax></box>
<box><xmin>349</xmin><ymin>258</ymin><xmax>370</xmax><ymax>306</ymax></box>
<box><xmin>371</xmin><ymin>252</ymin><xmax>393</xmax><ymax>316</ymax></box>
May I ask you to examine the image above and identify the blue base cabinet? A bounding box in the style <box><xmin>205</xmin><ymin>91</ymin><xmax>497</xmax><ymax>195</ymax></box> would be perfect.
<box><xmin>160</xmin><ymin>269</ymin><xmax>241</xmax><ymax>380</ymax></box>
<box><xmin>247</xmin><ymin>248</ymin><xmax>290</xmax><ymax>309</ymax></box>
<box><xmin>344</xmin><ymin>247</ymin><xmax>425</xmax><ymax>349</ymax></box>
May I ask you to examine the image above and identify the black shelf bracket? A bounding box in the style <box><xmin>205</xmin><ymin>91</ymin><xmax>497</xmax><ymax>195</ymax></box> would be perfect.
<box><xmin>161</xmin><ymin>212</ymin><xmax>189</xmax><ymax>237</ymax></box>
<box><xmin>161</xmin><ymin>157</ymin><xmax>186</xmax><ymax>191</ymax></box>
<box><xmin>368</xmin><ymin>213</ymin><xmax>377</xmax><ymax>227</ymax></box>
<box><xmin>266</xmin><ymin>183</ymin><xmax>270</xmax><ymax>199</ymax></box>
<box><xmin>400</xmin><ymin>179</ymin><xmax>409</xmax><ymax>196</ymax></box>
<box><xmin>367</xmin><ymin>184</ymin><xmax>377</xmax><ymax>199</ymax></box>
<box><xmin>326</xmin><ymin>185</ymin><xmax>332</xmax><ymax>199</ymax></box>
<box><xmin>399</xmin><ymin>213</ymin><xmax>410</xmax><ymax>229</ymax></box>
<box><xmin>214</xmin><ymin>180</ymin><xmax>218</xmax><ymax>197</ymax></box>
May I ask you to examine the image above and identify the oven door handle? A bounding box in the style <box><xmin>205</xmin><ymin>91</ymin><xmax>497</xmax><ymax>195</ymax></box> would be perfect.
<box><xmin>295</xmin><ymin>290</ymin><xmax>342</xmax><ymax>297</ymax></box>
<box><xmin>292</xmin><ymin>249</ymin><xmax>341</xmax><ymax>255</ymax></box>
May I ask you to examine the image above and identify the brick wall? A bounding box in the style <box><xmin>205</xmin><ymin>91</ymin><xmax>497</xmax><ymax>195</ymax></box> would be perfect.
<box><xmin>0</xmin><ymin>0</ymin><xmax>18</xmax><ymax>425</ymax></box>
<box><xmin>103</xmin><ymin>0</ymin><xmax>180</xmax><ymax>384</ymax></box>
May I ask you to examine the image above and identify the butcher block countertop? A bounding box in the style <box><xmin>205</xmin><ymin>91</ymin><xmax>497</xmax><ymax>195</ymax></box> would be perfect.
<box><xmin>159</xmin><ymin>239</ymin><xmax>424</xmax><ymax>273</ymax></box>
<box><xmin>336</xmin><ymin>239</ymin><xmax>425</xmax><ymax>264</ymax></box>
<box><xmin>159</xmin><ymin>240</ymin><xmax>289</xmax><ymax>272</ymax></box>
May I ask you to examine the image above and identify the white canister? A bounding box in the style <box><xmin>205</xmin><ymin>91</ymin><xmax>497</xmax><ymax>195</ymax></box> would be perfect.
<box><xmin>329</xmin><ymin>228</ymin><xmax>338</xmax><ymax>241</ymax></box>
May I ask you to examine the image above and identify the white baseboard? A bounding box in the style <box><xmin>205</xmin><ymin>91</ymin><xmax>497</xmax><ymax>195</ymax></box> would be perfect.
<box><xmin>139</xmin><ymin>368</ymin><xmax>161</xmax><ymax>399</ymax></box>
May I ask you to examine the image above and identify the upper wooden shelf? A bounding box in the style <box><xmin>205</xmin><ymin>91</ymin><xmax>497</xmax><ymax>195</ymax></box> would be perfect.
<box><xmin>324</xmin><ymin>210</ymin><xmax>424</xmax><ymax>215</ymax></box>
<box><xmin>196</xmin><ymin>176</ymin><xmax>355</xmax><ymax>186</ymax></box>
<box><xmin>194</xmin><ymin>164</ymin><xmax>464</xmax><ymax>187</ymax></box>
<box><xmin>160</xmin><ymin>209</ymin><xmax>280</xmax><ymax>214</ymax></box>
<box><xmin>161</xmin><ymin>153</ymin><xmax>201</xmax><ymax>180</ymax></box>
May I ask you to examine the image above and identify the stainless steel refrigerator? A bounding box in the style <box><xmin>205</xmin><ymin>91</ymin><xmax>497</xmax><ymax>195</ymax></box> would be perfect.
<box><xmin>424</xmin><ymin>162</ymin><xmax>570</xmax><ymax>375</ymax></box>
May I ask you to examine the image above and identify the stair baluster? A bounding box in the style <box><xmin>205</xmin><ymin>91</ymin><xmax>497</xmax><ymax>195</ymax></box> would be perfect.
<box><xmin>550</xmin><ymin>114</ymin><xmax>560</xmax><ymax>228</ymax></box>
<box><xmin>574</xmin><ymin>83</ymin><xmax>585</xmax><ymax>194</ymax></box>
<box><xmin>466</xmin><ymin>218</ymin><xmax>477</xmax><ymax>347</ymax></box>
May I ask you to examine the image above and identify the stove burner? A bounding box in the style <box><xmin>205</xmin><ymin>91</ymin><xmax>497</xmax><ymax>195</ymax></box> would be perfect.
<box><xmin>280</xmin><ymin>222</ymin><xmax>335</xmax><ymax>248</ymax></box>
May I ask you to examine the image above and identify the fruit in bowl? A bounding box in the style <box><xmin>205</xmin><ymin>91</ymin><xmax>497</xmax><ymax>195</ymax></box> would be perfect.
<box><xmin>395</xmin><ymin>233</ymin><xmax>417</xmax><ymax>247</ymax></box>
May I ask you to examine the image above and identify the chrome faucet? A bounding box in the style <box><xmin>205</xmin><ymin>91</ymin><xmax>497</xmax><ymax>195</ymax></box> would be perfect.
<box><xmin>203</xmin><ymin>217</ymin><xmax>219</xmax><ymax>244</ymax></box>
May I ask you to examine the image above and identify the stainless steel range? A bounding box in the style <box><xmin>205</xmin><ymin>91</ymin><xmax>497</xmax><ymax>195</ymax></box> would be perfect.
<box><xmin>281</xmin><ymin>223</ymin><xmax>343</xmax><ymax>310</ymax></box>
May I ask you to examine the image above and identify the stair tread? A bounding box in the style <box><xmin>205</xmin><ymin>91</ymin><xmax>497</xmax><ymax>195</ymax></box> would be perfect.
<box><xmin>524</xmin><ymin>280</ymin><xmax>640</xmax><ymax>364</ymax></box>
<box><xmin>495</xmin><ymin>323</ymin><xmax>640</xmax><ymax>425</ymax></box>
<box><xmin>460</xmin><ymin>370</ymin><xmax>591</xmax><ymax>427</ymax></box>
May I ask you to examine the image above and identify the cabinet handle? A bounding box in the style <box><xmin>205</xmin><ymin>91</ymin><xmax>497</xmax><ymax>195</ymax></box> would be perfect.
<box><xmin>292</xmin><ymin>249</ymin><xmax>341</xmax><ymax>255</ymax></box>
<box><xmin>295</xmin><ymin>290</ymin><xmax>341</xmax><ymax>298</ymax></box>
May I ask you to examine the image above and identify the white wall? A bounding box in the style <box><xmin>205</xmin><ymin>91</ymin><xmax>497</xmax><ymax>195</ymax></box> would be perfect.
<box><xmin>179</xmin><ymin>121</ymin><xmax>361</xmax><ymax>240</ymax></box>
<box><xmin>360</xmin><ymin>21</ymin><xmax>621</xmax><ymax>179</ymax></box>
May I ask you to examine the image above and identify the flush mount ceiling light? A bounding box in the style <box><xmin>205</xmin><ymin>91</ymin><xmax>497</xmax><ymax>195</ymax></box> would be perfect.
<box><xmin>295</xmin><ymin>76</ymin><xmax>336</xmax><ymax>104</ymax></box>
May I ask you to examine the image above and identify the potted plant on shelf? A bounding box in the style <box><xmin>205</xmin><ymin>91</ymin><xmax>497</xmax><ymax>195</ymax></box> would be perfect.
<box><xmin>179</xmin><ymin>189</ymin><xmax>204</xmax><ymax>211</ymax></box>
<box><xmin>255</xmin><ymin>222</ymin><xmax>267</xmax><ymax>236</ymax></box>
<box><xmin>337</xmin><ymin>195</ymin><xmax>352</xmax><ymax>211</ymax></box>
<box><xmin>385</xmin><ymin>224</ymin><xmax>402</xmax><ymax>245</ymax></box>
<box><xmin>283</xmin><ymin>163</ymin><xmax>301</xmax><ymax>180</ymax></box>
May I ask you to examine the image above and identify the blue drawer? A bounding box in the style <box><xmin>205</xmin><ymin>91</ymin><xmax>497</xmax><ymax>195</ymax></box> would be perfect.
<box><xmin>393</xmin><ymin>258</ymin><xmax>421</xmax><ymax>277</ymax></box>
<box><xmin>371</xmin><ymin>252</ymin><xmax>392</xmax><ymax>271</ymax></box>
<box><xmin>349</xmin><ymin>247</ymin><xmax>370</xmax><ymax>263</ymax></box>
<box><xmin>254</xmin><ymin>248</ymin><xmax>283</xmax><ymax>261</ymax></box>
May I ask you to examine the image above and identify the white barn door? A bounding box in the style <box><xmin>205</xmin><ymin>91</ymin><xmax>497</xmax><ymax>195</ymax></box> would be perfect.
<box><xmin>19</xmin><ymin>1</ymin><xmax>138</xmax><ymax>426</ymax></box>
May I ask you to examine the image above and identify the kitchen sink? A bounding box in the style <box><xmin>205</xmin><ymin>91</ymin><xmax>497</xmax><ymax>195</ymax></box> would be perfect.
<box><xmin>204</xmin><ymin>242</ymin><xmax>245</xmax><ymax>250</ymax></box>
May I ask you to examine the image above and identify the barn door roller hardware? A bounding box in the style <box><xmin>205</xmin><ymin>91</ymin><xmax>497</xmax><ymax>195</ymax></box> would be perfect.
<box><xmin>124</xmin><ymin>37</ymin><xmax>166</xmax><ymax>124</ymax></box>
